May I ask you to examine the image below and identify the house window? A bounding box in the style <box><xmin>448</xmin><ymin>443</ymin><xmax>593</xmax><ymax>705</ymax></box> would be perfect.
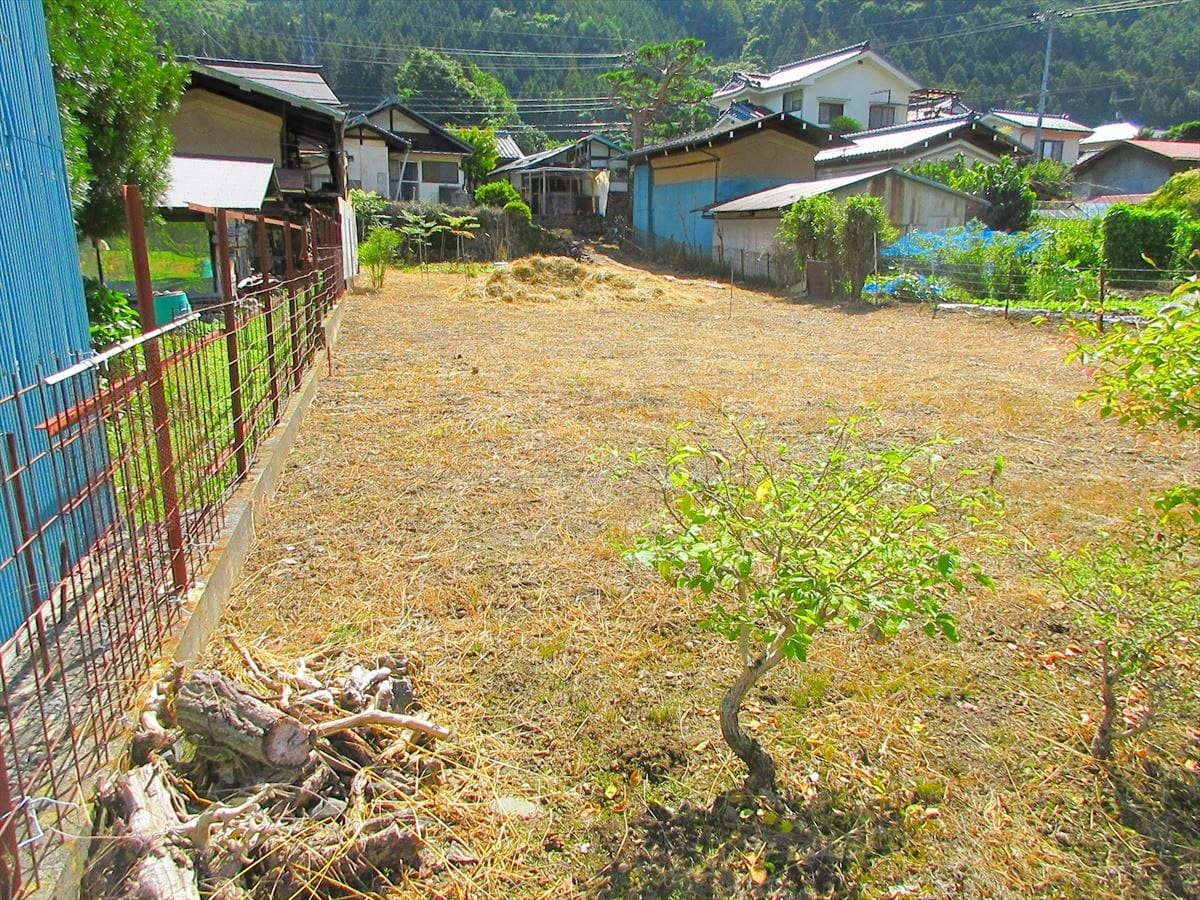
<box><xmin>390</xmin><ymin>161</ymin><xmax>418</xmax><ymax>200</ymax></box>
<box><xmin>1040</xmin><ymin>139</ymin><xmax>1064</xmax><ymax>162</ymax></box>
<box><xmin>421</xmin><ymin>161</ymin><xmax>460</xmax><ymax>184</ymax></box>
<box><xmin>818</xmin><ymin>101</ymin><xmax>844</xmax><ymax>124</ymax></box>
<box><xmin>868</xmin><ymin>104</ymin><xmax>896</xmax><ymax>129</ymax></box>
<box><xmin>782</xmin><ymin>90</ymin><xmax>804</xmax><ymax>113</ymax></box>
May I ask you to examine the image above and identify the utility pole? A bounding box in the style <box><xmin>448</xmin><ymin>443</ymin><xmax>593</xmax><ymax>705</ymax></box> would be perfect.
<box><xmin>300</xmin><ymin>0</ymin><xmax>317</xmax><ymax>66</ymax></box>
<box><xmin>1030</xmin><ymin>9</ymin><xmax>1072</xmax><ymax>160</ymax></box>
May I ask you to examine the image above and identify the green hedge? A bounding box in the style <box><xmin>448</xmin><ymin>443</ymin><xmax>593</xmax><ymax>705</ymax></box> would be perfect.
<box><xmin>1102</xmin><ymin>204</ymin><xmax>1184</xmax><ymax>284</ymax></box>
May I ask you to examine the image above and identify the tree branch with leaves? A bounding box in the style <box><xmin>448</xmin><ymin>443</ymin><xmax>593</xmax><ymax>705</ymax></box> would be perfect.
<box><xmin>601</xmin><ymin>38</ymin><xmax>714</xmax><ymax>149</ymax></box>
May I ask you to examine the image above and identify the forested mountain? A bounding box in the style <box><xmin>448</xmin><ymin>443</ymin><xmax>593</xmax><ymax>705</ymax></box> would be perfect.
<box><xmin>147</xmin><ymin>0</ymin><xmax>1199</xmax><ymax>141</ymax></box>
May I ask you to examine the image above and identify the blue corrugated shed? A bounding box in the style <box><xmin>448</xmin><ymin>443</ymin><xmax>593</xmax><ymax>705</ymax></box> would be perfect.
<box><xmin>0</xmin><ymin>2</ymin><xmax>97</xmax><ymax>637</ymax></box>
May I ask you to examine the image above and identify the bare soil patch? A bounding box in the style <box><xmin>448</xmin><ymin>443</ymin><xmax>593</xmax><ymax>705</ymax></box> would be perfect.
<box><xmin>210</xmin><ymin>255</ymin><xmax>1200</xmax><ymax>897</ymax></box>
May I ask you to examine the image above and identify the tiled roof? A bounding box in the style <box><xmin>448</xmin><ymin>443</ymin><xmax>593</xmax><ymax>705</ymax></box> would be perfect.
<box><xmin>196</xmin><ymin>58</ymin><xmax>342</xmax><ymax>106</ymax></box>
<box><xmin>713</xmin><ymin>43</ymin><xmax>870</xmax><ymax>99</ymax></box>
<box><xmin>491</xmin><ymin>133</ymin><xmax>626</xmax><ymax>175</ymax></box>
<box><xmin>987</xmin><ymin>109</ymin><xmax>1091</xmax><ymax>133</ymax></box>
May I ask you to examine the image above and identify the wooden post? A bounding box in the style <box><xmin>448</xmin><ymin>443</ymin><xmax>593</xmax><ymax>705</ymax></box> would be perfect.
<box><xmin>256</xmin><ymin>217</ymin><xmax>280</xmax><ymax>420</ymax></box>
<box><xmin>215</xmin><ymin>211</ymin><xmax>248</xmax><ymax>480</ymax></box>
<box><xmin>123</xmin><ymin>185</ymin><xmax>188</xmax><ymax>593</ymax></box>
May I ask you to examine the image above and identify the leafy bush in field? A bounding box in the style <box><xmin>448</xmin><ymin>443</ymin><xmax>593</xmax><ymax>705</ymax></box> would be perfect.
<box><xmin>84</xmin><ymin>276</ymin><xmax>139</xmax><ymax>350</ymax></box>
<box><xmin>614</xmin><ymin>417</ymin><xmax>1002</xmax><ymax>797</ymax></box>
<box><xmin>474</xmin><ymin>180</ymin><xmax>521</xmax><ymax>208</ymax></box>
<box><xmin>863</xmin><ymin>271</ymin><xmax>946</xmax><ymax>306</ymax></box>
<box><xmin>778</xmin><ymin>194</ymin><xmax>892</xmax><ymax>300</ymax></box>
<box><xmin>1035</xmin><ymin>217</ymin><xmax>1102</xmax><ymax>269</ymax></box>
<box><xmin>1071</xmin><ymin>280</ymin><xmax>1200</xmax><ymax>429</ymax></box>
<box><xmin>1143</xmin><ymin>169</ymin><xmax>1200</xmax><ymax>219</ymax></box>
<box><xmin>1044</xmin><ymin>505</ymin><xmax>1200</xmax><ymax>760</ymax></box>
<box><xmin>1102</xmin><ymin>204</ymin><xmax>1184</xmax><ymax>282</ymax></box>
<box><xmin>349</xmin><ymin>189</ymin><xmax>386</xmax><ymax>238</ymax></box>
<box><xmin>358</xmin><ymin>226</ymin><xmax>401</xmax><ymax>288</ymax></box>
<box><xmin>1171</xmin><ymin>217</ymin><xmax>1200</xmax><ymax>272</ymax></box>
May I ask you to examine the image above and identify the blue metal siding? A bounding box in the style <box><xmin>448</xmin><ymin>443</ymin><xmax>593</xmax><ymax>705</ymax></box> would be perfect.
<box><xmin>644</xmin><ymin>173</ymin><xmax>792</xmax><ymax>255</ymax></box>
<box><xmin>632</xmin><ymin>163</ymin><xmax>650</xmax><ymax>235</ymax></box>
<box><xmin>0</xmin><ymin>2</ymin><xmax>97</xmax><ymax>637</ymax></box>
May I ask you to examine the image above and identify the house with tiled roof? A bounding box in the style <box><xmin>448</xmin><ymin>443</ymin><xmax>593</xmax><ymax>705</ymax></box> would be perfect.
<box><xmin>345</xmin><ymin>99</ymin><xmax>474</xmax><ymax>202</ymax></box>
<box><xmin>981</xmin><ymin>109</ymin><xmax>1091</xmax><ymax>164</ymax></box>
<box><xmin>712</xmin><ymin>42</ymin><xmax>921</xmax><ymax>131</ymax></box>
<box><xmin>1072</xmin><ymin>139</ymin><xmax>1200</xmax><ymax>199</ymax></box>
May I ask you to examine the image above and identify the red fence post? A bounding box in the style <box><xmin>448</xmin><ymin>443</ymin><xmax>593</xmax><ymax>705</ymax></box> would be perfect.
<box><xmin>215</xmin><ymin>210</ymin><xmax>248</xmax><ymax>480</ymax></box>
<box><xmin>256</xmin><ymin>216</ymin><xmax>280</xmax><ymax>420</ymax></box>
<box><xmin>123</xmin><ymin>185</ymin><xmax>188</xmax><ymax>593</ymax></box>
<box><xmin>283</xmin><ymin>225</ymin><xmax>301</xmax><ymax>390</ymax></box>
<box><xmin>0</xmin><ymin>747</ymin><xmax>21</xmax><ymax>897</ymax></box>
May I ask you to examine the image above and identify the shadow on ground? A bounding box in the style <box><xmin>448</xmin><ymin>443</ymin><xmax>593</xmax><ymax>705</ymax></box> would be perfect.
<box><xmin>593</xmin><ymin>788</ymin><xmax>908</xmax><ymax>899</ymax></box>
<box><xmin>1110</xmin><ymin>761</ymin><xmax>1200</xmax><ymax>896</ymax></box>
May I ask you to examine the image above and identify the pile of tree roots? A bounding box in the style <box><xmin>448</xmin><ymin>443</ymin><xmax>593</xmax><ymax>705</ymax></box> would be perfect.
<box><xmin>84</xmin><ymin>644</ymin><xmax>453</xmax><ymax>898</ymax></box>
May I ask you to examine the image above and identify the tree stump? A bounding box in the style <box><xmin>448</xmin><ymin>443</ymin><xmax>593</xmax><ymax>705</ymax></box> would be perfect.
<box><xmin>176</xmin><ymin>670</ymin><xmax>313</xmax><ymax>768</ymax></box>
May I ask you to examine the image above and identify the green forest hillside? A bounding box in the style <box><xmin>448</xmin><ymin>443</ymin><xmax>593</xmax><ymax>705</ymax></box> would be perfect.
<box><xmin>147</xmin><ymin>0</ymin><xmax>1199</xmax><ymax>139</ymax></box>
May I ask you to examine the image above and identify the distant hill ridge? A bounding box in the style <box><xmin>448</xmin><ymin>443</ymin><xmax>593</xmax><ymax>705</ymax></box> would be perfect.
<box><xmin>147</xmin><ymin>0</ymin><xmax>1199</xmax><ymax>133</ymax></box>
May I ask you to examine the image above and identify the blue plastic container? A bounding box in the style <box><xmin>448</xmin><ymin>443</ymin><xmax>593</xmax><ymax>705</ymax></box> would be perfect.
<box><xmin>154</xmin><ymin>290</ymin><xmax>191</xmax><ymax>325</ymax></box>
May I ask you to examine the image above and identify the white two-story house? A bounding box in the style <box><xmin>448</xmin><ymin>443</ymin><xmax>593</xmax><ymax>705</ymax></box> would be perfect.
<box><xmin>712</xmin><ymin>42</ymin><xmax>921</xmax><ymax>132</ymax></box>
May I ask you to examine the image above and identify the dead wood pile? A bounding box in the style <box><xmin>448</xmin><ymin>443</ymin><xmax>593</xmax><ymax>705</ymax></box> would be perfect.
<box><xmin>84</xmin><ymin>642</ymin><xmax>457</xmax><ymax>898</ymax></box>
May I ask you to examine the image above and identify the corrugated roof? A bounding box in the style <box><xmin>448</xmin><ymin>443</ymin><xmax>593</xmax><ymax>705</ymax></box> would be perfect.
<box><xmin>705</xmin><ymin>166</ymin><xmax>982</xmax><ymax>215</ymax></box>
<box><xmin>708</xmin><ymin>169</ymin><xmax>893</xmax><ymax>213</ymax></box>
<box><xmin>816</xmin><ymin>115</ymin><xmax>990</xmax><ymax>162</ymax></box>
<box><xmin>162</xmin><ymin>154</ymin><xmax>275</xmax><ymax>210</ymax></box>
<box><xmin>492</xmin><ymin>133</ymin><xmax>626</xmax><ymax>174</ymax></box>
<box><xmin>199</xmin><ymin>58</ymin><xmax>342</xmax><ymax>106</ymax></box>
<box><xmin>987</xmin><ymin>109</ymin><xmax>1091</xmax><ymax>133</ymax></box>
<box><xmin>1079</xmin><ymin>122</ymin><xmax>1140</xmax><ymax>146</ymax></box>
<box><xmin>714</xmin><ymin>43</ymin><xmax>870</xmax><ymax>99</ymax></box>
<box><xmin>494</xmin><ymin>130</ymin><xmax>524</xmax><ymax>160</ymax></box>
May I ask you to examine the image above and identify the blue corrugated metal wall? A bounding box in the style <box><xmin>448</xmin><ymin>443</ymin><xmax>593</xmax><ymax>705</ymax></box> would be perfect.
<box><xmin>633</xmin><ymin>158</ymin><xmax>791</xmax><ymax>256</ymax></box>
<box><xmin>0</xmin><ymin>2</ymin><xmax>98</xmax><ymax>636</ymax></box>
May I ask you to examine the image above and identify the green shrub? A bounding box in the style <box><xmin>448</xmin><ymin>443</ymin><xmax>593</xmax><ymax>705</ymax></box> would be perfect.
<box><xmin>841</xmin><ymin>195</ymin><xmax>896</xmax><ymax>301</ymax></box>
<box><xmin>778</xmin><ymin>193</ymin><xmax>841</xmax><ymax>277</ymax></box>
<box><xmin>475</xmin><ymin>180</ymin><xmax>521</xmax><ymax>208</ymax></box>
<box><xmin>1171</xmin><ymin>216</ymin><xmax>1200</xmax><ymax>272</ymax></box>
<box><xmin>1143</xmin><ymin>170</ymin><xmax>1200</xmax><ymax>219</ymax></box>
<box><xmin>1035</xmin><ymin>217</ymin><xmax>1102</xmax><ymax>269</ymax></box>
<box><xmin>358</xmin><ymin>226</ymin><xmax>401</xmax><ymax>288</ymax></box>
<box><xmin>779</xmin><ymin>194</ymin><xmax>893</xmax><ymax>300</ymax></box>
<box><xmin>503</xmin><ymin>199</ymin><xmax>532</xmax><ymax>225</ymax></box>
<box><xmin>84</xmin><ymin>276</ymin><xmax>139</xmax><ymax>350</ymax></box>
<box><xmin>349</xmin><ymin>188</ymin><xmax>386</xmax><ymax>238</ymax></box>
<box><xmin>1102</xmin><ymin>204</ymin><xmax>1183</xmax><ymax>284</ymax></box>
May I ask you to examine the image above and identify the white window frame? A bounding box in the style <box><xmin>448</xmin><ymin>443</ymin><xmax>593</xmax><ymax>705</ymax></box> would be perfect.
<box><xmin>782</xmin><ymin>90</ymin><xmax>804</xmax><ymax>113</ymax></box>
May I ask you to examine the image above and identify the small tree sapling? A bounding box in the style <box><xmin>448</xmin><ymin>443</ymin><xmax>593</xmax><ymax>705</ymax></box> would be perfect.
<box><xmin>615</xmin><ymin>417</ymin><xmax>1002</xmax><ymax>797</ymax></box>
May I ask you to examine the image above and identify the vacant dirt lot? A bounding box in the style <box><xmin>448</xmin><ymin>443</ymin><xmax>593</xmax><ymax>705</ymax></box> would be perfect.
<box><xmin>214</xmin><ymin>256</ymin><xmax>1199</xmax><ymax>898</ymax></box>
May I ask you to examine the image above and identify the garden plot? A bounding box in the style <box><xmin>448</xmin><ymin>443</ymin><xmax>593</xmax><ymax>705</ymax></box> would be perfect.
<box><xmin>204</xmin><ymin>255</ymin><xmax>1198</xmax><ymax>898</ymax></box>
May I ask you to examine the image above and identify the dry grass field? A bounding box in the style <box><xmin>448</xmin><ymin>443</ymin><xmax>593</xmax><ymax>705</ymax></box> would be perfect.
<box><xmin>209</xmin><ymin>255</ymin><xmax>1200</xmax><ymax>898</ymax></box>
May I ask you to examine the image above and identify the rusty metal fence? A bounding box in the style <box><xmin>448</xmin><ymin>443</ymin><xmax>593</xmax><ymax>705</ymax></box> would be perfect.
<box><xmin>0</xmin><ymin>187</ymin><xmax>345</xmax><ymax>895</ymax></box>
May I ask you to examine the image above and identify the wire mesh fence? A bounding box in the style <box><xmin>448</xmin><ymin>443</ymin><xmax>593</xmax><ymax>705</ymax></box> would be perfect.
<box><xmin>0</xmin><ymin>191</ymin><xmax>345</xmax><ymax>894</ymax></box>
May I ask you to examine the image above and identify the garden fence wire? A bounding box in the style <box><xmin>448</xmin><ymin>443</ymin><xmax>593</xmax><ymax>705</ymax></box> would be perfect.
<box><xmin>0</xmin><ymin>187</ymin><xmax>345</xmax><ymax>895</ymax></box>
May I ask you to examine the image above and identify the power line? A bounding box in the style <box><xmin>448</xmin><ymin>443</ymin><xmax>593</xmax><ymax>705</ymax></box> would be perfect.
<box><xmin>253</xmin><ymin>30</ymin><xmax>626</xmax><ymax>60</ymax></box>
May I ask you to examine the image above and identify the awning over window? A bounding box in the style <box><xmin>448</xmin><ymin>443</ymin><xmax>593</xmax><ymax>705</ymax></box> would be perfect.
<box><xmin>161</xmin><ymin>154</ymin><xmax>277</xmax><ymax>211</ymax></box>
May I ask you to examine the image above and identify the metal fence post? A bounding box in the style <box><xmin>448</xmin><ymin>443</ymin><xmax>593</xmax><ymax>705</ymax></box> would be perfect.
<box><xmin>0</xmin><ymin>747</ymin><xmax>20</xmax><ymax>897</ymax></box>
<box><xmin>256</xmin><ymin>217</ymin><xmax>280</xmax><ymax>420</ymax></box>
<box><xmin>215</xmin><ymin>210</ymin><xmax>248</xmax><ymax>480</ymax></box>
<box><xmin>284</xmin><ymin>225</ymin><xmax>301</xmax><ymax>390</ymax></box>
<box><xmin>123</xmin><ymin>185</ymin><xmax>188</xmax><ymax>593</ymax></box>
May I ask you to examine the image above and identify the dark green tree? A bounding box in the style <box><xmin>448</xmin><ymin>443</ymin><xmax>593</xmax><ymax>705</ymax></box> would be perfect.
<box><xmin>45</xmin><ymin>0</ymin><xmax>187</xmax><ymax>240</ymax></box>
<box><xmin>600</xmin><ymin>38</ymin><xmax>713</xmax><ymax>149</ymax></box>
<box><xmin>394</xmin><ymin>48</ymin><xmax>517</xmax><ymax>127</ymax></box>
<box><xmin>1162</xmin><ymin>120</ymin><xmax>1200</xmax><ymax>141</ymax></box>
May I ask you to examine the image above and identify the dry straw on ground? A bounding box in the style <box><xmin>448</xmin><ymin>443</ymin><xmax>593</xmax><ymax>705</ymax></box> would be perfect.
<box><xmin>208</xmin><ymin>253</ymin><xmax>1199</xmax><ymax>897</ymax></box>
